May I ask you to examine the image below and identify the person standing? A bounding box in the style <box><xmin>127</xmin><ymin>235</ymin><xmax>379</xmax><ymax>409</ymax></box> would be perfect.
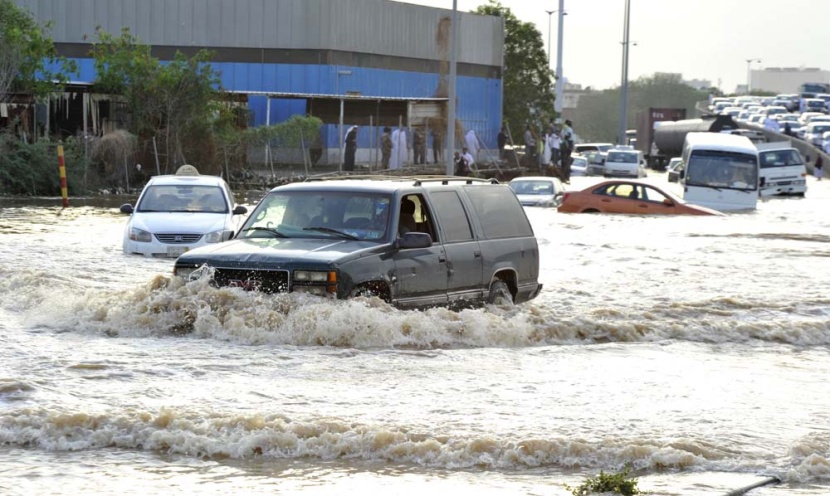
<box><xmin>549</xmin><ymin>128</ymin><xmax>562</xmax><ymax>167</ymax></box>
<box><xmin>397</xmin><ymin>127</ymin><xmax>408</xmax><ymax>168</ymax></box>
<box><xmin>454</xmin><ymin>151</ymin><xmax>469</xmax><ymax>176</ymax></box>
<box><xmin>413</xmin><ymin>128</ymin><xmax>426</xmax><ymax>165</ymax></box>
<box><xmin>816</xmin><ymin>154</ymin><xmax>824</xmax><ymax>181</ymax></box>
<box><xmin>497</xmin><ymin>126</ymin><xmax>508</xmax><ymax>160</ymax></box>
<box><xmin>381</xmin><ymin>127</ymin><xmax>393</xmax><ymax>169</ymax></box>
<box><xmin>431</xmin><ymin>129</ymin><xmax>443</xmax><ymax>165</ymax></box>
<box><xmin>343</xmin><ymin>125</ymin><xmax>358</xmax><ymax>171</ymax></box>
<box><xmin>389</xmin><ymin>128</ymin><xmax>401</xmax><ymax>170</ymax></box>
<box><xmin>465</xmin><ymin>129</ymin><xmax>479</xmax><ymax>164</ymax></box>
<box><xmin>560</xmin><ymin>120</ymin><xmax>575</xmax><ymax>181</ymax></box>
<box><xmin>524</xmin><ymin>125</ymin><xmax>536</xmax><ymax>163</ymax></box>
<box><xmin>462</xmin><ymin>147</ymin><xmax>475</xmax><ymax>173</ymax></box>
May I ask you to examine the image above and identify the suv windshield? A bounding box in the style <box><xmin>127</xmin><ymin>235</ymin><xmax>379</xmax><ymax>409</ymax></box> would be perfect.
<box><xmin>239</xmin><ymin>191</ymin><xmax>391</xmax><ymax>241</ymax></box>
<box><xmin>606</xmin><ymin>152</ymin><xmax>638</xmax><ymax>163</ymax></box>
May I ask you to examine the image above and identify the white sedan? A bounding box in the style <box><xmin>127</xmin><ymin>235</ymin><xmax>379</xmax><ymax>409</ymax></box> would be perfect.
<box><xmin>120</xmin><ymin>165</ymin><xmax>248</xmax><ymax>257</ymax></box>
<box><xmin>508</xmin><ymin>176</ymin><xmax>565</xmax><ymax>207</ymax></box>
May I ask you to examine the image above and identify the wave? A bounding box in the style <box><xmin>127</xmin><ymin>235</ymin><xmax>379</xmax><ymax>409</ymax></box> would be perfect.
<box><xmin>2</xmin><ymin>405</ymin><xmax>816</xmax><ymax>481</ymax></box>
<box><xmin>3</xmin><ymin>268</ymin><xmax>830</xmax><ymax>349</ymax></box>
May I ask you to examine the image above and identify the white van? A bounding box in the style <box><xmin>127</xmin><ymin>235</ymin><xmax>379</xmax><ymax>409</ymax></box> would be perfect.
<box><xmin>603</xmin><ymin>148</ymin><xmax>647</xmax><ymax>178</ymax></box>
<box><xmin>680</xmin><ymin>133</ymin><xmax>760</xmax><ymax>211</ymax></box>
<box><xmin>756</xmin><ymin>142</ymin><xmax>808</xmax><ymax>197</ymax></box>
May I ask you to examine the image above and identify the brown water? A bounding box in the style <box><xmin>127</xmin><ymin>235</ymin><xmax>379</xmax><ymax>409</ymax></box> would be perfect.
<box><xmin>1</xmin><ymin>174</ymin><xmax>829</xmax><ymax>495</ymax></box>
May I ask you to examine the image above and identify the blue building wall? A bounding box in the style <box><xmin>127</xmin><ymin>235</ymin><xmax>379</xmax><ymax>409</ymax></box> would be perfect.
<box><xmin>68</xmin><ymin>58</ymin><xmax>502</xmax><ymax>152</ymax></box>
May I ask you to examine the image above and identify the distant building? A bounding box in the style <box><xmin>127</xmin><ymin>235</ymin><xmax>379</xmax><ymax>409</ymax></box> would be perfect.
<box><xmin>751</xmin><ymin>67</ymin><xmax>830</xmax><ymax>95</ymax></box>
<box><xmin>13</xmin><ymin>0</ymin><xmax>505</xmax><ymax>165</ymax></box>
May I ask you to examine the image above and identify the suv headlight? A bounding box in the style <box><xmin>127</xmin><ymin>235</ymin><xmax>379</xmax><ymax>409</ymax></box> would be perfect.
<box><xmin>293</xmin><ymin>270</ymin><xmax>338</xmax><ymax>295</ymax></box>
<box><xmin>129</xmin><ymin>228</ymin><xmax>152</xmax><ymax>243</ymax></box>
<box><xmin>204</xmin><ymin>230</ymin><xmax>225</xmax><ymax>243</ymax></box>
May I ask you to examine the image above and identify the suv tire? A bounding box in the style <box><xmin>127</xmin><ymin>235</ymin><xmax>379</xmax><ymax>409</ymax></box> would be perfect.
<box><xmin>487</xmin><ymin>280</ymin><xmax>514</xmax><ymax>307</ymax></box>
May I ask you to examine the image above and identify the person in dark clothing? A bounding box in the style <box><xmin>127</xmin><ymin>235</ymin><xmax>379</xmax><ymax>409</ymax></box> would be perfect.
<box><xmin>454</xmin><ymin>151</ymin><xmax>469</xmax><ymax>176</ymax></box>
<box><xmin>497</xmin><ymin>126</ymin><xmax>508</xmax><ymax>160</ymax></box>
<box><xmin>431</xmin><ymin>129</ymin><xmax>443</xmax><ymax>164</ymax></box>
<box><xmin>413</xmin><ymin>128</ymin><xmax>426</xmax><ymax>165</ymax></box>
<box><xmin>783</xmin><ymin>122</ymin><xmax>793</xmax><ymax>136</ymax></box>
<box><xmin>380</xmin><ymin>127</ymin><xmax>392</xmax><ymax>169</ymax></box>
<box><xmin>344</xmin><ymin>125</ymin><xmax>358</xmax><ymax>171</ymax></box>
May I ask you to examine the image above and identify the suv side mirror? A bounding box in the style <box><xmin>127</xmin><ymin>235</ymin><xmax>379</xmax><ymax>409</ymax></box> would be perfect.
<box><xmin>233</xmin><ymin>205</ymin><xmax>248</xmax><ymax>215</ymax></box>
<box><xmin>397</xmin><ymin>232</ymin><xmax>432</xmax><ymax>249</ymax></box>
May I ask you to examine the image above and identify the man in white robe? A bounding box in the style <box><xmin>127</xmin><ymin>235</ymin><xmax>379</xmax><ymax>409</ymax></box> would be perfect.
<box><xmin>395</xmin><ymin>128</ymin><xmax>408</xmax><ymax>169</ymax></box>
<box><xmin>465</xmin><ymin>129</ymin><xmax>479</xmax><ymax>163</ymax></box>
<box><xmin>389</xmin><ymin>128</ymin><xmax>401</xmax><ymax>169</ymax></box>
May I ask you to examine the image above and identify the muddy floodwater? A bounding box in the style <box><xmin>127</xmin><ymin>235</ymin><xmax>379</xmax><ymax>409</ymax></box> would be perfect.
<box><xmin>1</xmin><ymin>174</ymin><xmax>829</xmax><ymax>496</ymax></box>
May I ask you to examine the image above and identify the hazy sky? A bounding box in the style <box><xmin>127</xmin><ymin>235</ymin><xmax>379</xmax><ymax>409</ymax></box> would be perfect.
<box><xmin>399</xmin><ymin>0</ymin><xmax>830</xmax><ymax>93</ymax></box>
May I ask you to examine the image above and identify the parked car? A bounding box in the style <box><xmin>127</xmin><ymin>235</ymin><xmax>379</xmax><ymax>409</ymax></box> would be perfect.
<box><xmin>603</xmin><ymin>148</ymin><xmax>647</xmax><ymax>178</ymax></box>
<box><xmin>570</xmin><ymin>154</ymin><xmax>589</xmax><ymax>176</ymax></box>
<box><xmin>173</xmin><ymin>177</ymin><xmax>544</xmax><ymax>310</ymax></box>
<box><xmin>557</xmin><ymin>179</ymin><xmax>722</xmax><ymax>215</ymax></box>
<box><xmin>756</xmin><ymin>143</ymin><xmax>807</xmax><ymax>197</ymax></box>
<box><xmin>508</xmin><ymin>176</ymin><xmax>565</xmax><ymax>207</ymax></box>
<box><xmin>803</xmin><ymin>122</ymin><xmax>830</xmax><ymax>146</ymax></box>
<box><xmin>667</xmin><ymin>157</ymin><xmax>683</xmax><ymax>183</ymax></box>
<box><xmin>120</xmin><ymin>165</ymin><xmax>248</xmax><ymax>257</ymax></box>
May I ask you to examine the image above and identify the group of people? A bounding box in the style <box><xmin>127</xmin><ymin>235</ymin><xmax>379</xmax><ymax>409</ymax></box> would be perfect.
<box><xmin>520</xmin><ymin>119</ymin><xmax>576</xmax><ymax>181</ymax></box>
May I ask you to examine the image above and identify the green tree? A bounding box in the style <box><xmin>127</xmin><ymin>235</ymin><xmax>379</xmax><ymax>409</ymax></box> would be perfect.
<box><xmin>473</xmin><ymin>0</ymin><xmax>554</xmax><ymax>133</ymax></box>
<box><xmin>0</xmin><ymin>0</ymin><xmax>77</xmax><ymax>102</ymax></box>
<box><xmin>90</xmin><ymin>27</ymin><xmax>222</xmax><ymax>172</ymax></box>
<box><xmin>569</xmin><ymin>73</ymin><xmax>709</xmax><ymax>143</ymax></box>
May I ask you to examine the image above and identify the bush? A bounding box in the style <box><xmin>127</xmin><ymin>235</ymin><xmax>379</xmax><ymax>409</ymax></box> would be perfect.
<box><xmin>566</xmin><ymin>467</ymin><xmax>641</xmax><ymax>496</ymax></box>
<box><xmin>0</xmin><ymin>131</ymin><xmax>92</xmax><ymax>196</ymax></box>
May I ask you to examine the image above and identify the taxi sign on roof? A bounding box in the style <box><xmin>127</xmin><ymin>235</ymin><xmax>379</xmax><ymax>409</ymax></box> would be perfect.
<box><xmin>175</xmin><ymin>165</ymin><xmax>200</xmax><ymax>176</ymax></box>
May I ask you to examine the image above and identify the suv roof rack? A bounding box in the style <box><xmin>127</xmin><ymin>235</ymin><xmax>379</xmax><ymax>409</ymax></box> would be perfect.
<box><xmin>304</xmin><ymin>173</ymin><xmax>500</xmax><ymax>186</ymax></box>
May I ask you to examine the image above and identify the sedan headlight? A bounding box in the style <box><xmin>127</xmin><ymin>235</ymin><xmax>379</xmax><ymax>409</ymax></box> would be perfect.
<box><xmin>129</xmin><ymin>228</ymin><xmax>152</xmax><ymax>243</ymax></box>
<box><xmin>204</xmin><ymin>230</ymin><xmax>225</xmax><ymax>243</ymax></box>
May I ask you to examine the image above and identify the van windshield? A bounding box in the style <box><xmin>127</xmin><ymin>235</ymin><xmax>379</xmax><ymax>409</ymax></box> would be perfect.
<box><xmin>759</xmin><ymin>149</ymin><xmax>804</xmax><ymax>169</ymax></box>
<box><xmin>686</xmin><ymin>150</ymin><xmax>758</xmax><ymax>191</ymax></box>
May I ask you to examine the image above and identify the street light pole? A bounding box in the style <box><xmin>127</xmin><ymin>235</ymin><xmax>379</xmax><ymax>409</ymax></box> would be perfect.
<box><xmin>618</xmin><ymin>0</ymin><xmax>631</xmax><ymax>146</ymax></box>
<box><xmin>745</xmin><ymin>58</ymin><xmax>760</xmax><ymax>95</ymax></box>
<box><xmin>554</xmin><ymin>1</ymin><xmax>565</xmax><ymax>116</ymax></box>
<box><xmin>445</xmin><ymin>0</ymin><xmax>459</xmax><ymax>175</ymax></box>
<box><xmin>546</xmin><ymin>10</ymin><xmax>555</xmax><ymax>71</ymax></box>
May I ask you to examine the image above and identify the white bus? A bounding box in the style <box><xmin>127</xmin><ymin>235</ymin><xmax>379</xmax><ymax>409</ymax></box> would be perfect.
<box><xmin>756</xmin><ymin>142</ymin><xmax>808</xmax><ymax>197</ymax></box>
<box><xmin>679</xmin><ymin>132</ymin><xmax>760</xmax><ymax>211</ymax></box>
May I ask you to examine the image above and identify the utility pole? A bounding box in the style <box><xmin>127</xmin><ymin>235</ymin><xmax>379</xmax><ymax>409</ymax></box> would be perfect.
<box><xmin>617</xmin><ymin>0</ymin><xmax>631</xmax><ymax>145</ymax></box>
<box><xmin>554</xmin><ymin>1</ymin><xmax>565</xmax><ymax>116</ymax></box>
<box><xmin>445</xmin><ymin>0</ymin><xmax>459</xmax><ymax>175</ymax></box>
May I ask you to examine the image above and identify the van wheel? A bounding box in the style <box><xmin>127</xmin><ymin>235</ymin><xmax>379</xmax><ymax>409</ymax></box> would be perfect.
<box><xmin>487</xmin><ymin>280</ymin><xmax>514</xmax><ymax>307</ymax></box>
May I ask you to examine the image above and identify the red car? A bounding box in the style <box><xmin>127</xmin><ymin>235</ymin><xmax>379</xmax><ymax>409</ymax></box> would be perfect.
<box><xmin>557</xmin><ymin>180</ymin><xmax>723</xmax><ymax>215</ymax></box>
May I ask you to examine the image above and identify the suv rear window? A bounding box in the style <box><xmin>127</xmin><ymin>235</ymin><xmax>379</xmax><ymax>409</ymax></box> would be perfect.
<box><xmin>464</xmin><ymin>186</ymin><xmax>533</xmax><ymax>239</ymax></box>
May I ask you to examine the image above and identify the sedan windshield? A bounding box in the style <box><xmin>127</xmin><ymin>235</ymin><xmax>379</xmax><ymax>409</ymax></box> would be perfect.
<box><xmin>137</xmin><ymin>185</ymin><xmax>228</xmax><ymax>213</ymax></box>
<box><xmin>239</xmin><ymin>191</ymin><xmax>391</xmax><ymax>241</ymax></box>
<box><xmin>510</xmin><ymin>181</ymin><xmax>555</xmax><ymax>195</ymax></box>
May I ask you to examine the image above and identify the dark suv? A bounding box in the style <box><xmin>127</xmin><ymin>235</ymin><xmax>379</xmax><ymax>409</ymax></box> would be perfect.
<box><xmin>173</xmin><ymin>176</ymin><xmax>543</xmax><ymax>309</ymax></box>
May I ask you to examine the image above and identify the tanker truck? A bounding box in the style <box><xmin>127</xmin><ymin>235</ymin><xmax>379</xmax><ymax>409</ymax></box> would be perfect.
<box><xmin>652</xmin><ymin>115</ymin><xmax>740</xmax><ymax>161</ymax></box>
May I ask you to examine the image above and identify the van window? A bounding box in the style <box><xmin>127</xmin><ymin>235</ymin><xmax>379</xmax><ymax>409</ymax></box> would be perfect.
<box><xmin>759</xmin><ymin>150</ymin><xmax>804</xmax><ymax>169</ymax></box>
<box><xmin>464</xmin><ymin>186</ymin><xmax>533</xmax><ymax>239</ymax></box>
<box><xmin>429</xmin><ymin>191</ymin><xmax>473</xmax><ymax>242</ymax></box>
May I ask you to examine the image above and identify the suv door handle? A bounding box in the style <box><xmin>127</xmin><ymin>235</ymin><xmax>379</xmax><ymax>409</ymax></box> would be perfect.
<box><xmin>438</xmin><ymin>256</ymin><xmax>446</xmax><ymax>263</ymax></box>
<box><xmin>474</xmin><ymin>250</ymin><xmax>482</xmax><ymax>258</ymax></box>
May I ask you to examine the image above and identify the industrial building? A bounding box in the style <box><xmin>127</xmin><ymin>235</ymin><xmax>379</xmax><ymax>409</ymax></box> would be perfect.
<box><xmin>13</xmin><ymin>0</ymin><xmax>505</xmax><ymax>167</ymax></box>
<box><xmin>750</xmin><ymin>67</ymin><xmax>830</xmax><ymax>95</ymax></box>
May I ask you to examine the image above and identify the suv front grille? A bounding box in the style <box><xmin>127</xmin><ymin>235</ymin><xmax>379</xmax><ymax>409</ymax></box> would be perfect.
<box><xmin>213</xmin><ymin>268</ymin><xmax>289</xmax><ymax>293</ymax></box>
<box><xmin>156</xmin><ymin>233</ymin><xmax>203</xmax><ymax>244</ymax></box>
